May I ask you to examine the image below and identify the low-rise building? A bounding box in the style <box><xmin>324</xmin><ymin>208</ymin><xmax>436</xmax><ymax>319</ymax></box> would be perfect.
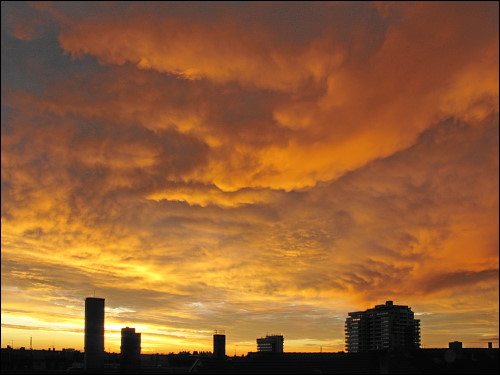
<box><xmin>257</xmin><ymin>335</ymin><xmax>284</xmax><ymax>353</ymax></box>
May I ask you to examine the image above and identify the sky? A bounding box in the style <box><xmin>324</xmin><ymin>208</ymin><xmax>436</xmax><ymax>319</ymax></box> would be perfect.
<box><xmin>1</xmin><ymin>1</ymin><xmax>498</xmax><ymax>354</ymax></box>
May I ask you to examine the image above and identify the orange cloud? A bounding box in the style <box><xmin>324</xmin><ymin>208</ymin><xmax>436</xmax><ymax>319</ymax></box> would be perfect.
<box><xmin>30</xmin><ymin>1</ymin><xmax>495</xmax><ymax>194</ymax></box>
<box><xmin>1</xmin><ymin>1</ymin><xmax>498</xmax><ymax>353</ymax></box>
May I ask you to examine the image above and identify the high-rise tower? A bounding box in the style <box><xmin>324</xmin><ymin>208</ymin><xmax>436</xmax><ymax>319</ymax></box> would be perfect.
<box><xmin>345</xmin><ymin>301</ymin><xmax>420</xmax><ymax>352</ymax></box>
<box><xmin>85</xmin><ymin>297</ymin><xmax>105</xmax><ymax>371</ymax></box>
<box><xmin>213</xmin><ymin>330</ymin><xmax>226</xmax><ymax>358</ymax></box>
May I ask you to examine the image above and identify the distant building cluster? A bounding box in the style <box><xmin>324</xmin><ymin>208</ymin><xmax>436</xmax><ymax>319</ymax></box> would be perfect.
<box><xmin>85</xmin><ymin>297</ymin><xmax>142</xmax><ymax>372</ymax></box>
<box><xmin>84</xmin><ymin>298</ymin><xmax>423</xmax><ymax>363</ymax></box>
<box><xmin>345</xmin><ymin>300</ymin><xmax>420</xmax><ymax>352</ymax></box>
<box><xmin>3</xmin><ymin>297</ymin><xmax>497</xmax><ymax>374</ymax></box>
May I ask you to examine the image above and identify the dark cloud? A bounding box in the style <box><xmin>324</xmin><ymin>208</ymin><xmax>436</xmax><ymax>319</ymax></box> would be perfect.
<box><xmin>423</xmin><ymin>269</ymin><xmax>499</xmax><ymax>294</ymax></box>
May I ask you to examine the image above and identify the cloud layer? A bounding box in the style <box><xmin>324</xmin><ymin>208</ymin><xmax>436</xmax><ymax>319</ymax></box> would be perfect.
<box><xmin>2</xmin><ymin>1</ymin><xmax>498</xmax><ymax>352</ymax></box>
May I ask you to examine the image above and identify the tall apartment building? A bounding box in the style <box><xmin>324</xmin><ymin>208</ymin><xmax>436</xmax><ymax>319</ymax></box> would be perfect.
<box><xmin>257</xmin><ymin>335</ymin><xmax>284</xmax><ymax>353</ymax></box>
<box><xmin>84</xmin><ymin>297</ymin><xmax>105</xmax><ymax>372</ymax></box>
<box><xmin>345</xmin><ymin>301</ymin><xmax>420</xmax><ymax>352</ymax></box>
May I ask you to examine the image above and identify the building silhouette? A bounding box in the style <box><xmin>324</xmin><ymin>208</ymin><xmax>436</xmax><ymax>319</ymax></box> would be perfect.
<box><xmin>345</xmin><ymin>300</ymin><xmax>420</xmax><ymax>352</ymax></box>
<box><xmin>84</xmin><ymin>297</ymin><xmax>105</xmax><ymax>372</ymax></box>
<box><xmin>120</xmin><ymin>327</ymin><xmax>141</xmax><ymax>372</ymax></box>
<box><xmin>449</xmin><ymin>341</ymin><xmax>463</xmax><ymax>350</ymax></box>
<box><xmin>257</xmin><ymin>335</ymin><xmax>284</xmax><ymax>353</ymax></box>
<box><xmin>213</xmin><ymin>330</ymin><xmax>226</xmax><ymax>358</ymax></box>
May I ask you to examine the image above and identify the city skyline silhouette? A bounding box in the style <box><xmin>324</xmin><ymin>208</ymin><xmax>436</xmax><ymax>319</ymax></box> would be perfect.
<box><xmin>2</xmin><ymin>296</ymin><xmax>498</xmax><ymax>373</ymax></box>
<box><xmin>3</xmin><ymin>296</ymin><xmax>498</xmax><ymax>354</ymax></box>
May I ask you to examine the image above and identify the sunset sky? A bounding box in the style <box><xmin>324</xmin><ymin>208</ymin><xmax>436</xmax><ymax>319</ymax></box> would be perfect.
<box><xmin>1</xmin><ymin>1</ymin><xmax>498</xmax><ymax>354</ymax></box>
